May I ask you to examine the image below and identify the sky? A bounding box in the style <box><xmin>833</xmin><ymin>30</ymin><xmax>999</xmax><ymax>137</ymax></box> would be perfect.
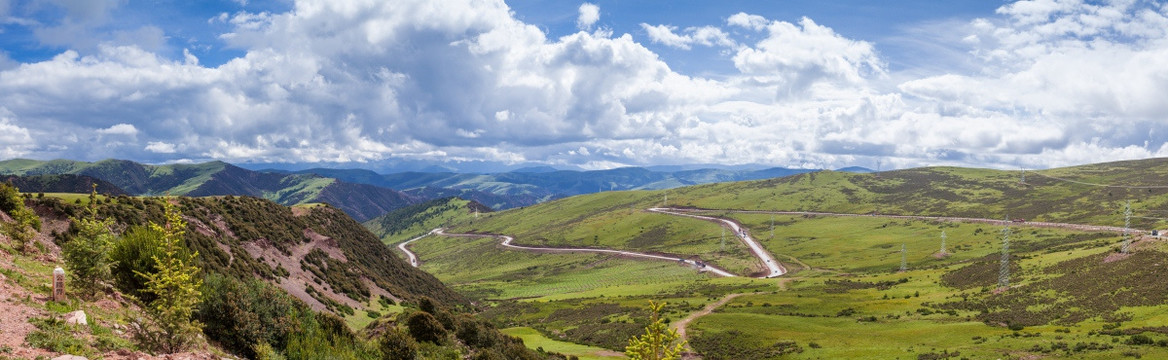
<box><xmin>1</xmin><ymin>0</ymin><xmax>1167</xmax><ymax>172</ymax></box>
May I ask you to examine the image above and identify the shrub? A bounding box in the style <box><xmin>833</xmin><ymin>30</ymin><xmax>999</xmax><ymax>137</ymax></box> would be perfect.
<box><xmin>379</xmin><ymin>327</ymin><xmax>418</xmax><ymax>360</ymax></box>
<box><xmin>109</xmin><ymin>226</ymin><xmax>166</xmax><ymax>302</ymax></box>
<box><xmin>1128</xmin><ymin>334</ymin><xmax>1155</xmax><ymax>346</ymax></box>
<box><xmin>407</xmin><ymin>312</ymin><xmax>447</xmax><ymax>344</ymax></box>
<box><xmin>198</xmin><ymin>273</ymin><xmax>304</xmax><ymax>359</ymax></box>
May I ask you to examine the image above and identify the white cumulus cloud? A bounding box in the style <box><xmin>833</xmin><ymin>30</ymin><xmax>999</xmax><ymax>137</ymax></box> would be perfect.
<box><xmin>577</xmin><ymin>3</ymin><xmax>599</xmax><ymax>30</ymax></box>
<box><xmin>0</xmin><ymin>0</ymin><xmax>1164</xmax><ymax>171</ymax></box>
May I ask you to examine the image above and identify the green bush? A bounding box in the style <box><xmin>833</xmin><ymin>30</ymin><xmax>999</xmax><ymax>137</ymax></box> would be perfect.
<box><xmin>198</xmin><ymin>273</ymin><xmax>304</xmax><ymax>359</ymax></box>
<box><xmin>407</xmin><ymin>312</ymin><xmax>447</xmax><ymax>344</ymax></box>
<box><xmin>379</xmin><ymin>327</ymin><xmax>418</xmax><ymax>360</ymax></box>
<box><xmin>284</xmin><ymin>312</ymin><xmax>374</xmax><ymax>360</ymax></box>
<box><xmin>110</xmin><ymin>226</ymin><xmax>166</xmax><ymax>303</ymax></box>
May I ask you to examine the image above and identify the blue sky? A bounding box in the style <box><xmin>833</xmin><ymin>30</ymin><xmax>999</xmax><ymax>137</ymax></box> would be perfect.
<box><xmin>1</xmin><ymin>0</ymin><xmax>1167</xmax><ymax>172</ymax></box>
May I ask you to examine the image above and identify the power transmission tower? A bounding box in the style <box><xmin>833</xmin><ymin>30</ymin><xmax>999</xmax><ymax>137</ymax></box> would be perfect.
<box><xmin>999</xmin><ymin>218</ymin><xmax>1011</xmax><ymax>289</ymax></box>
<box><xmin>720</xmin><ymin>228</ymin><xmax>726</xmax><ymax>252</ymax></box>
<box><xmin>1020</xmin><ymin>167</ymin><xmax>1026</xmax><ymax>185</ymax></box>
<box><xmin>770</xmin><ymin>215</ymin><xmax>775</xmax><ymax>239</ymax></box>
<box><xmin>1122</xmin><ymin>200</ymin><xmax>1133</xmax><ymax>253</ymax></box>
<box><xmin>899</xmin><ymin>244</ymin><xmax>907</xmax><ymax>272</ymax></box>
<box><xmin>876</xmin><ymin>160</ymin><xmax>882</xmax><ymax>178</ymax></box>
<box><xmin>663</xmin><ymin>192</ymin><xmax>668</xmax><ymax>207</ymax></box>
<box><xmin>940</xmin><ymin>231</ymin><xmax>948</xmax><ymax>256</ymax></box>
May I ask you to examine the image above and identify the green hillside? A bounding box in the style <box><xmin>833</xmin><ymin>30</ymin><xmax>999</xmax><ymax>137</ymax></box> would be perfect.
<box><xmin>1</xmin><ymin>192</ymin><xmax>569</xmax><ymax>359</ymax></box>
<box><xmin>390</xmin><ymin>158</ymin><xmax>1168</xmax><ymax>358</ymax></box>
<box><xmin>364</xmin><ymin>197</ymin><xmax>488</xmax><ymax>246</ymax></box>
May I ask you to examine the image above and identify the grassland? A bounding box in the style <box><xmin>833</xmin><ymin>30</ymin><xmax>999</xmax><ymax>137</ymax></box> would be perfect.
<box><xmin>500</xmin><ymin>327</ymin><xmax>625</xmax><ymax>360</ymax></box>
<box><xmin>408</xmin><ymin>234</ymin><xmax>718</xmax><ymax>301</ymax></box>
<box><xmin>455</xmin><ymin>191</ymin><xmax>761</xmax><ymax>275</ymax></box>
<box><xmin>392</xmin><ymin>158</ymin><xmax>1168</xmax><ymax>358</ymax></box>
<box><xmin>719</xmin><ymin>212</ymin><xmax>1117</xmax><ymax>273</ymax></box>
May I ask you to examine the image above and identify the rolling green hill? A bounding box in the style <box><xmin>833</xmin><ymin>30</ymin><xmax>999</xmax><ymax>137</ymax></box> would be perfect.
<box><xmin>394</xmin><ymin>157</ymin><xmax>1168</xmax><ymax>358</ymax></box>
<box><xmin>364</xmin><ymin>197</ymin><xmax>491</xmax><ymax>246</ymax></box>
<box><xmin>0</xmin><ymin>159</ymin><xmax>421</xmax><ymax>221</ymax></box>
<box><xmin>458</xmin><ymin>158</ymin><xmax>1168</xmax><ymax>240</ymax></box>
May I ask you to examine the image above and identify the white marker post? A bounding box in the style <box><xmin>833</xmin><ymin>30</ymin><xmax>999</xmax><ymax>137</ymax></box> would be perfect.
<box><xmin>52</xmin><ymin>267</ymin><xmax>66</xmax><ymax>302</ymax></box>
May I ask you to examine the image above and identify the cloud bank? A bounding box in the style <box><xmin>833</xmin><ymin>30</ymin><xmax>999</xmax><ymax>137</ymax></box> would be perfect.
<box><xmin>0</xmin><ymin>0</ymin><xmax>1166</xmax><ymax>170</ymax></box>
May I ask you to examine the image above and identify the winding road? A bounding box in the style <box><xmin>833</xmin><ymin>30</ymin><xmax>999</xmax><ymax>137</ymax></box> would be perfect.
<box><xmin>400</xmin><ymin>229</ymin><xmax>738</xmax><ymax>277</ymax></box>
<box><xmin>649</xmin><ymin>208</ymin><xmax>787</xmax><ymax>278</ymax></box>
<box><xmin>397</xmin><ymin>228</ymin><xmax>441</xmax><ymax>267</ymax></box>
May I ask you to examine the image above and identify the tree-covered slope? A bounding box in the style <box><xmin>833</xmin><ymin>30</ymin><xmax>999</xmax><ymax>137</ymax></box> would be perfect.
<box><xmin>364</xmin><ymin>197</ymin><xmax>491</xmax><ymax>246</ymax></box>
<box><xmin>35</xmin><ymin>195</ymin><xmax>464</xmax><ymax>308</ymax></box>
<box><xmin>1</xmin><ymin>174</ymin><xmax>128</xmax><ymax>196</ymax></box>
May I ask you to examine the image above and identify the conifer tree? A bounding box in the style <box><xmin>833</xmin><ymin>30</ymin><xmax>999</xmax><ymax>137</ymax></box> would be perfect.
<box><xmin>63</xmin><ymin>185</ymin><xmax>115</xmax><ymax>297</ymax></box>
<box><xmin>0</xmin><ymin>183</ymin><xmax>40</xmax><ymax>252</ymax></box>
<box><xmin>136</xmin><ymin>199</ymin><xmax>203</xmax><ymax>353</ymax></box>
<box><xmin>626</xmin><ymin>301</ymin><xmax>686</xmax><ymax>360</ymax></box>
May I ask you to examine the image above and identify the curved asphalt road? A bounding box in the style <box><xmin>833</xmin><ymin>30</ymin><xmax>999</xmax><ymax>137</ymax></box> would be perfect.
<box><xmin>400</xmin><ymin>229</ymin><xmax>738</xmax><ymax>277</ymax></box>
<box><xmin>396</xmin><ymin>228</ymin><xmax>442</xmax><ymax>267</ymax></box>
<box><xmin>648</xmin><ymin>208</ymin><xmax>787</xmax><ymax>278</ymax></box>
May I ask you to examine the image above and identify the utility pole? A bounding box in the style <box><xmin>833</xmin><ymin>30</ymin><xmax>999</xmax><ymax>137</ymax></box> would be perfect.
<box><xmin>899</xmin><ymin>244</ymin><xmax>907</xmax><ymax>272</ymax></box>
<box><xmin>999</xmin><ymin>217</ymin><xmax>1011</xmax><ymax>289</ymax></box>
<box><xmin>1122</xmin><ymin>200</ymin><xmax>1133</xmax><ymax>254</ymax></box>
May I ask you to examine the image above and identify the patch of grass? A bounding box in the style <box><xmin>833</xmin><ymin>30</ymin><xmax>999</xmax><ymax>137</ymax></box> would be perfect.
<box><xmin>500</xmin><ymin>327</ymin><xmax>625</xmax><ymax>360</ymax></box>
<box><xmin>25</xmin><ymin>316</ymin><xmax>94</xmax><ymax>357</ymax></box>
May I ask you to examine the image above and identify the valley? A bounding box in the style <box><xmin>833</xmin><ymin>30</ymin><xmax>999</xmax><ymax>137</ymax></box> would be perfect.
<box><xmin>4</xmin><ymin>158</ymin><xmax>1168</xmax><ymax>359</ymax></box>
<box><xmin>378</xmin><ymin>159</ymin><xmax>1168</xmax><ymax>359</ymax></box>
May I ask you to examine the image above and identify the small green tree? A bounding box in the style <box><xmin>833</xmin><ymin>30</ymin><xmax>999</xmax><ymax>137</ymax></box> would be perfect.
<box><xmin>0</xmin><ymin>182</ymin><xmax>40</xmax><ymax>252</ymax></box>
<box><xmin>134</xmin><ymin>199</ymin><xmax>203</xmax><ymax>353</ymax></box>
<box><xmin>625</xmin><ymin>301</ymin><xmax>686</xmax><ymax>360</ymax></box>
<box><xmin>63</xmin><ymin>186</ymin><xmax>116</xmax><ymax>297</ymax></box>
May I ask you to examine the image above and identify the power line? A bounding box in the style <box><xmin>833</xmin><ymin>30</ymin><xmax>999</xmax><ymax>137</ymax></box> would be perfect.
<box><xmin>1028</xmin><ymin>171</ymin><xmax>1168</xmax><ymax>189</ymax></box>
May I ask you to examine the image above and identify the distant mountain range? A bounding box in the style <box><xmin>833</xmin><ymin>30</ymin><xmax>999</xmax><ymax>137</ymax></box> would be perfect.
<box><xmin>0</xmin><ymin>158</ymin><xmax>872</xmax><ymax>221</ymax></box>
<box><xmin>277</xmin><ymin>166</ymin><xmax>869</xmax><ymax>203</ymax></box>
<box><xmin>0</xmin><ymin>159</ymin><xmax>419</xmax><ymax>222</ymax></box>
